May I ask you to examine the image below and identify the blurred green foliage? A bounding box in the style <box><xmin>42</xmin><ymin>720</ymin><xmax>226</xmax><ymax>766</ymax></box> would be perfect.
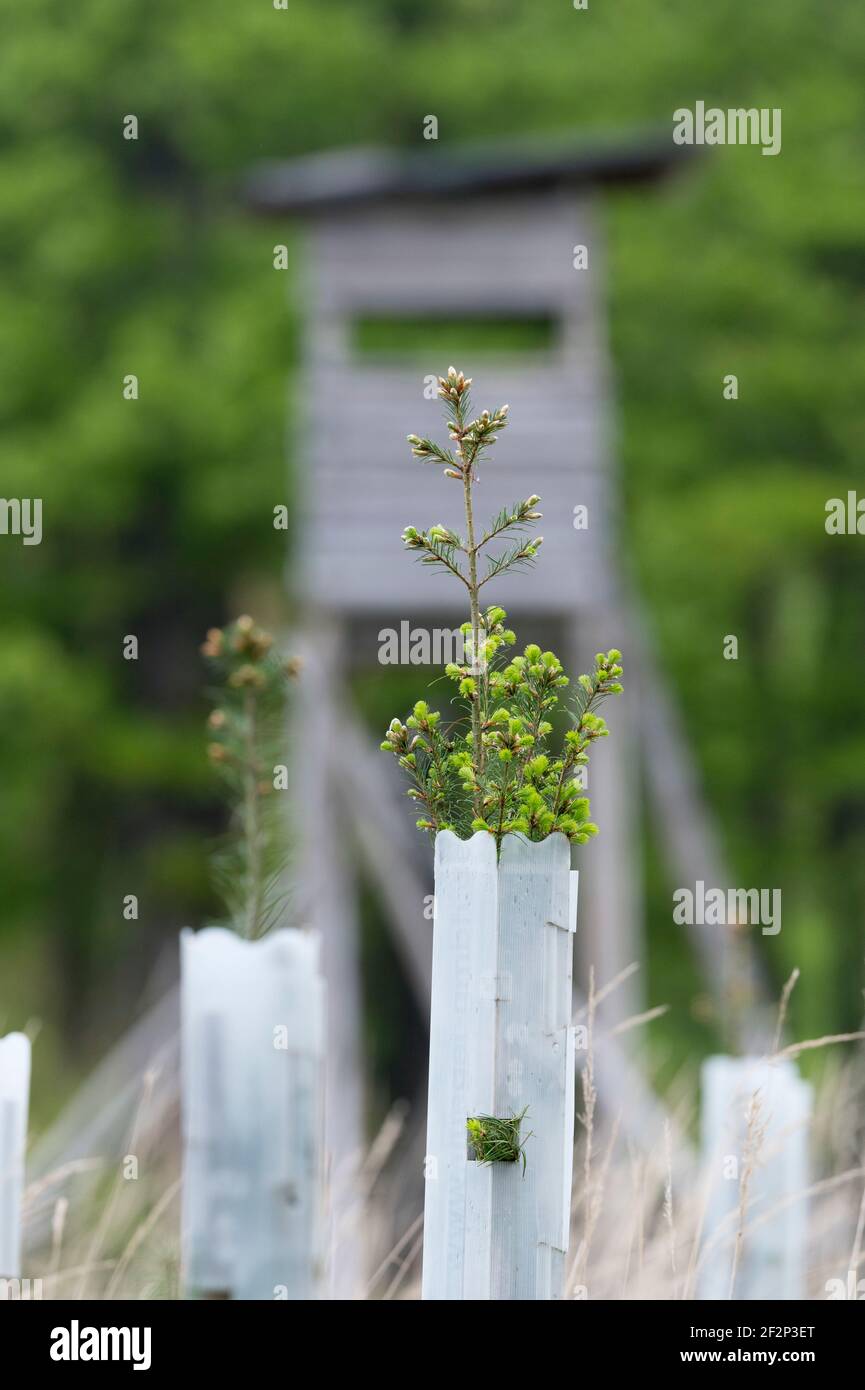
<box><xmin>1</xmin><ymin>0</ymin><xmax>863</xmax><ymax>1117</ymax></box>
<box><xmin>353</xmin><ymin>316</ymin><xmax>556</xmax><ymax>359</ymax></box>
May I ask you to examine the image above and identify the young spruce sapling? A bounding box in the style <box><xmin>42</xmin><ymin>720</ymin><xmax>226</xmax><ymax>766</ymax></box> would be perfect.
<box><xmin>381</xmin><ymin>368</ymin><xmax>623</xmax><ymax>853</ymax></box>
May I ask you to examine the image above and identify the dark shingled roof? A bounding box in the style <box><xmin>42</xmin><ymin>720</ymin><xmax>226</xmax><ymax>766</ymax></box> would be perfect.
<box><xmin>244</xmin><ymin>132</ymin><xmax>698</xmax><ymax>214</ymax></box>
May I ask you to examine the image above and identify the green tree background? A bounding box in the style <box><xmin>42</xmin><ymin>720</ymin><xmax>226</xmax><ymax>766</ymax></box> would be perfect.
<box><xmin>1</xmin><ymin>0</ymin><xmax>863</xmax><ymax>1123</ymax></box>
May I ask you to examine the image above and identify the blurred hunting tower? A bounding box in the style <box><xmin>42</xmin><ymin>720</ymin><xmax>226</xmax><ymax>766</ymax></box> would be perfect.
<box><xmin>246</xmin><ymin>136</ymin><xmax>764</xmax><ymax>1291</ymax></box>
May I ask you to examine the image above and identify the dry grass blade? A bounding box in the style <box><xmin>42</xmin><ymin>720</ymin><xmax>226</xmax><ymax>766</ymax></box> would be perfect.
<box><xmin>728</xmin><ymin>1089</ymin><xmax>767</xmax><ymax>1300</ymax></box>
<box><xmin>772</xmin><ymin>968</ymin><xmax>800</xmax><ymax>1055</ymax></box>
<box><xmin>75</xmin><ymin>1068</ymin><xmax>157</xmax><ymax>1299</ymax></box>
<box><xmin>770</xmin><ymin>1031</ymin><xmax>865</xmax><ymax>1063</ymax></box>
<box><xmin>609</xmin><ymin>1004</ymin><xmax>669</xmax><ymax>1038</ymax></box>
<box><xmin>104</xmin><ymin>1177</ymin><xmax>181</xmax><ymax>1300</ymax></box>
<box><xmin>663</xmin><ymin>1119</ymin><xmax>678</xmax><ymax>1294</ymax></box>
<box><xmin>382</xmin><ymin>1227</ymin><xmax>425</xmax><ymax>1301</ymax></box>
<box><xmin>572</xmin><ymin>961</ymin><xmax>639</xmax><ymax>1023</ymax></box>
<box><xmin>365</xmin><ymin>1211</ymin><xmax>424</xmax><ymax>1296</ymax></box>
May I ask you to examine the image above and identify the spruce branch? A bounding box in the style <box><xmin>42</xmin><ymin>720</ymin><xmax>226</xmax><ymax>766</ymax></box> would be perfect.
<box><xmin>402</xmin><ymin>525</ymin><xmax>469</xmax><ymax>586</ymax></box>
<box><xmin>479</xmin><ymin>496</ymin><xmax>543</xmax><ymax>547</ymax></box>
<box><xmin>406</xmin><ymin>435</ymin><xmax>458</xmax><ymax>469</ymax></box>
<box><xmin>479</xmin><ymin>535</ymin><xmax>544</xmax><ymax>587</ymax></box>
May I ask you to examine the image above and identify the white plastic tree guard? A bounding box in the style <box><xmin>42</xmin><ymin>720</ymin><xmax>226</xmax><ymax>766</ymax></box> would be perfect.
<box><xmin>699</xmin><ymin>1055</ymin><xmax>812</xmax><ymax>1300</ymax></box>
<box><xmin>181</xmin><ymin>928</ymin><xmax>326</xmax><ymax>1300</ymax></box>
<box><xmin>423</xmin><ymin>831</ymin><xmax>577</xmax><ymax>1300</ymax></box>
<box><xmin>0</xmin><ymin>1032</ymin><xmax>31</xmax><ymax>1280</ymax></box>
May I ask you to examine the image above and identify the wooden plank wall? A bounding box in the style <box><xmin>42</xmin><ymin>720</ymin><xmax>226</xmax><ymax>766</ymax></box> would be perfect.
<box><xmin>297</xmin><ymin>191</ymin><xmax>613</xmax><ymax>615</ymax></box>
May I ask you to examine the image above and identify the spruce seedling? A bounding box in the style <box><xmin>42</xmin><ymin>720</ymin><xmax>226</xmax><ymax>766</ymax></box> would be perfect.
<box><xmin>381</xmin><ymin>368</ymin><xmax>624</xmax><ymax>851</ymax></box>
<box><xmin>201</xmin><ymin>616</ymin><xmax>300</xmax><ymax>939</ymax></box>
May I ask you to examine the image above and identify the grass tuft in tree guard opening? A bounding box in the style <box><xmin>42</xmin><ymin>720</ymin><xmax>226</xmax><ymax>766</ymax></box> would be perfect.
<box><xmin>467</xmin><ymin>1109</ymin><xmax>532</xmax><ymax>1173</ymax></box>
<box><xmin>384</xmin><ymin>370</ymin><xmax>623</xmax><ymax>1298</ymax></box>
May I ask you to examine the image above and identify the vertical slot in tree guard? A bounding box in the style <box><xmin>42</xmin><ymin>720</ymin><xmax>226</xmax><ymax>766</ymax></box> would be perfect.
<box><xmin>0</xmin><ymin>1032</ymin><xmax>30</xmax><ymax>1281</ymax></box>
<box><xmin>181</xmin><ymin>928</ymin><xmax>325</xmax><ymax>1300</ymax></box>
<box><xmin>698</xmin><ymin>1055</ymin><xmax>812</xmax><ymax>1300</ymax></box>
<box><xmin>423</xmin><ymin>830</ymin><xmax>576</xmax><ymax>1300</ymax></box>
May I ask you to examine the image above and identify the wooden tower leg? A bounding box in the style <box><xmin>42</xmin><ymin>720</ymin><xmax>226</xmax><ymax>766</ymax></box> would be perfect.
<box><xmin>291</xmin><ymin>619</ymin><xmax>365</xmax><ymax>1297</ymax></box>
<box><xmin>566</xmin><ymin>614</ymin><xmax>643</xmax><ymax>1031</ymax></box>
<box><xmin>626</xmin><ymin>598</ymin><xmax>773</xmax><ymax>1050</ymax></box>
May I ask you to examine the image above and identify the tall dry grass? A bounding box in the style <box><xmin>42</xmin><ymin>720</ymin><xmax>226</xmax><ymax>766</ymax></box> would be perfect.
<box><xmin>18</xmin><ymin>970</ymin><xmax>865</xmax><ymax>1301</ymax></box>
